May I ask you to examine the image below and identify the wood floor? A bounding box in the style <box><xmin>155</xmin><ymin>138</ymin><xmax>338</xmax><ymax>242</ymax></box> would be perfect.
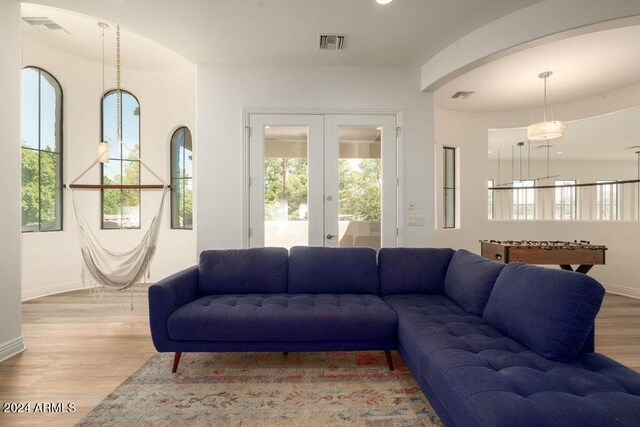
<box><xmin>0</xmin><ymin>290</ymin><xmax>639</xmax><ymax>427</ymax></box>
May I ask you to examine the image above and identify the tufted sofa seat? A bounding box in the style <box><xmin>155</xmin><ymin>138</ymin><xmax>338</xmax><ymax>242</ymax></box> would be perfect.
<box><xmin>167</xmin><ymin>294</ymin><xmax>397</xmax><ymax>343</ymax></box>
<box><xmin>385</xmin><ymin>294</ymin><xmax>640</xmax><ymax>426</ymax></box>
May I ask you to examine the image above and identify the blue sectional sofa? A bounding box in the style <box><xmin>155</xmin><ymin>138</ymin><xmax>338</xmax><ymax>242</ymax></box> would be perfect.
<box><xmin>149</xmin><ymin>246</ymin><xmax>640</xmax><ymax>426</ymax></box>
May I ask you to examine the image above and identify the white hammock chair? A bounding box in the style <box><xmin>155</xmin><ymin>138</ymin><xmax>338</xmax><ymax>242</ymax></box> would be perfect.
<box><xmin>67</xmin><ymin>154</ymin><xmax>169</xmax><ymax>296</ymax></box>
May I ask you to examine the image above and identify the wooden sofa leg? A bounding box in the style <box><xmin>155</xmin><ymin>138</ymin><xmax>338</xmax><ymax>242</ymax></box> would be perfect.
<box><xmin>172</xmin><ymin>352</ymin><xmax>182</xmax><ymax>373</ymax></box>
<box><xmin>283</xmin><ymin>352</ymin><xmax>289</xmax><ymax>356</ymax></box>
<box><xmin>384</xmin><ymin>350</ymin><xmax>394</xmax><ymax>371</ymax></box>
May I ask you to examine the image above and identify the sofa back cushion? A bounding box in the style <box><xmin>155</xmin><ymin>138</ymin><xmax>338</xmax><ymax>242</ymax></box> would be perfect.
<box><xmin>378</xmin><ymin>248</ymin><xmax>455</xmax><ymax>296</ymax></box>
<box><xmin>483</xmin><ymin>263</ymin><xmax>605</xmax><ymax>361</ymax></box>
<box><xmin>288</xmin><ymin>246</ymin><xmax>379</xmax><ymax>294</ymax></box>
<box><xmin>198</xmin><ymin>248</ymin><xmax>288</xmax><ymax>295</ymax></box>
<box><xmin>444</xmin><ymin>249</ymin><xmax>505</xmax><ymax>316</ymax></box>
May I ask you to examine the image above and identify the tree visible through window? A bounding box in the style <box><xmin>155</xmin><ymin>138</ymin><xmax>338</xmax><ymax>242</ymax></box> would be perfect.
<box><xmin>101</xmin><ymin>90</ymin><xmax>140</xmax><ymax>229</ymax></box>
<box><xmin>171</xmin><ymin>127</ymin><xmax>193</xmax><ymax>229</ymax></box>
<box><xmin>21</xmin><ymin>67</ymin><xmax>63</xmax><ymax>232</ymax></box>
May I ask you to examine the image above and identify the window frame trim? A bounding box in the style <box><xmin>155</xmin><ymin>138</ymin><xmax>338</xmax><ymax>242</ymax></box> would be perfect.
<box><xmin>443</xmin><ymin>146</ymin><xmax>456</xmax><ymax>229</ymax></box>
<box><xmin>99</xmin><ymin>89</ymin><xmax>142</xmax><ymax>230</ymax></box>
<box><xmin>169</xmin><ymin>126</ymin><xmax>193</xmax><ymax>230</ymax></box>
<box><xmin>21</xmin><ymin>65</ymin><xmax>64</xmax><ymax>233</ymax></box>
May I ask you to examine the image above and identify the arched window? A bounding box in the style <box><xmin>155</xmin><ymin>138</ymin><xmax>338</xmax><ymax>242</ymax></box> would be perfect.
<box><xmin>170</xmin><ymin>127</ymin><xmax>193</xmax><ymax>229</ymax></box>
<box><xmin>101</xmin><ymin>89</ymin><xmax>140</xmax><ymax>229</ymax></box>
<box><xmin>21</xmin><ymin>66</ymin><xmax>63</xmax><ymax>232</ymax></box>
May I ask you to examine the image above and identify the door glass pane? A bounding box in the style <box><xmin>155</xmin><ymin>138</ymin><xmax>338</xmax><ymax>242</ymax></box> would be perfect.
<box><xmin>338</xmin><ymin>126</ymin><xmax>381</xmax><ymax>249</ymax></box>
<box><xmin>264</xmin><ymin>126</ymin><xmax>309</xmax><ymax>248</ymax></box>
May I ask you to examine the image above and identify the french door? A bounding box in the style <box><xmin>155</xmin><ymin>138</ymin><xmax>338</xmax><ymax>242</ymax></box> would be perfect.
<box><xmin>248</xmin><ymin>113</ymin><xmax>397</xmax><ymax>249</ymax></box>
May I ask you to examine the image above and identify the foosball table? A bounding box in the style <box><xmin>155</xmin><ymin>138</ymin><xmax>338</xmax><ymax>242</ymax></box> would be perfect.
<box><xmin>480</xmin><ymin>240</ymin><xmax>607</xmax><ymax>274</ymax></box>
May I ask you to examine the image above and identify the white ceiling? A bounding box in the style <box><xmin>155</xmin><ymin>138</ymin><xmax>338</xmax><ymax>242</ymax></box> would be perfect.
<box><xmin>436</xmin><ymin>24</ymin><xmax>640</xmax><ymax>112</ymax></box>
<box><xmin>21</xmin><ymin>4</ymin><xmax>190</xmax><ymax>71</ymax></box>
<box><xmin>488</xmin><ymin>105</ymin><xmax>640</xmax><ymax>163</ymax></box>
<box><xmin>24</xmin><ymin>0</ymin><xmax>541</xmax><ymax>67</ymax></box>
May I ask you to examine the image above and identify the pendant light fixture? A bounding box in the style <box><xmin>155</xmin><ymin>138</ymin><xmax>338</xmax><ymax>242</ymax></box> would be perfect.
<box><xmin>97</xmin><ymin>22</ymin><xmax>110</xmax><ymax>163</ymax></box>
<box><xmin>527</xmin><ymin>71</ymin><xmax>564</xmax><ymax>141</ymax></box>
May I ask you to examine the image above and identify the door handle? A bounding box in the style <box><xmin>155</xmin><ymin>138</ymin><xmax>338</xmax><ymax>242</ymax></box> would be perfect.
<box><xmin>326</xmin><ymin>234</ymin><xmax>336</xmax><ymax>240</ymax></box>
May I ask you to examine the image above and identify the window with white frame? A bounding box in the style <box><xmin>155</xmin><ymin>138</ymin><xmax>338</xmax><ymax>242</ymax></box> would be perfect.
<box><xmin>488</xmin><ymin>179</ymin><xmax>494</xmax><ymax>220</ymax></box>
<box><xmin>443</xmin><ymin>147</ymin><xmax>456</xmax><ymax>228</ymax></box>
<box><xmin>554</xmin><ymin>180</ymin><xmax>577</xmax><ymax>220</ymax></box>
<box><xmin>596</xmin><ymin>180</ymin><xmax>618</xmax><ymax>221</ymax></box>
<box><xmin>512</xmin><ymin>180</ymin><xmax>535</xmax><ymax>220</ymax></box>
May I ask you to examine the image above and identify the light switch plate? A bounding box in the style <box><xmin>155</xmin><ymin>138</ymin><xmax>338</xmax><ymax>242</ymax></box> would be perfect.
<box><xmin>408</xmin><ymin>215</ymin><xmax>425</xmax><ymax>226</ymax></box>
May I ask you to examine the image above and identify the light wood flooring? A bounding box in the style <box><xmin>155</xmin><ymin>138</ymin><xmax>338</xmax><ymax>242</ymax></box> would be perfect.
<box><xmin>0</xmin><ymin>290</ymin><xmax>639</xmax><ymax>427</ymax></box>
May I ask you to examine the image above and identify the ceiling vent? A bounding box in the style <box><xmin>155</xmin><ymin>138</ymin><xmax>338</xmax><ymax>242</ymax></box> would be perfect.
<box><xmin>451</xmin><ymin>91</ymin><xmax>475</xmax><ymax>99</ymax></box>
<box><xmin>22</xmin><ymin>17</ymin><xmax>68</xmax><ymax>32</ymax></box>
<box><xmin>623</xmin><ymin>145</ymin><xmax>640</xmax><ymax>150</ymax></box>
<box><xmin>533</xmin><ymin>144</ymin><xmax>554</xmax><ymax>149</ymax></box>
<box><xmin>319</xmin><ymin>34</ymin><xmax>346</xmax><ymax>51</ymax></box>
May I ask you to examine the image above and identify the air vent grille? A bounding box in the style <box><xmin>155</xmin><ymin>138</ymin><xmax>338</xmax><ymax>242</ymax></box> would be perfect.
<box><xmin>319</xmin><ymin>34</ymin><xmax>346</xmax><ymax>50</ymax></box>
<box><xmin>22</xmin><ymin>17</ymin><xmax>67</xmax><ymax>32</ymax></box>
<box><xmin>533</xmin><ymin>144</ymin><xmax>554</xmax><ymax>150</ymax></box>
<box><xmin>451</xmin><ymin>91</ymin><xmax>475</xmax><ymax>99</ymax></box>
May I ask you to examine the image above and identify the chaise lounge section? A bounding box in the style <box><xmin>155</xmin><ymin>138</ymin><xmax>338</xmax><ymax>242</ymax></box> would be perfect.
<box><xmin>149</xmin><ymin>246</ymin><xmax>640</xmax><ymax>426</ymax></box>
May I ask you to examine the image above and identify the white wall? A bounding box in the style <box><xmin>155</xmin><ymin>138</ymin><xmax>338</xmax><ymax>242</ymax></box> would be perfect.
<box><xmin>435</xmin><ymin>83</ymin><xmax>640</xmax><ymax>299</ymax></box>
<box><xmin>196</xmin><ymin>65</ymin><xmax>434</xmax><ymax>252</ymax></box>
<box><xmin>0</xmin><ymin>0</ymin><xmax>25</xmax><ymax>362</ymax></box>
<box><xmin>20</xmin><ymin>34</ymin><xmax>197</xmax><ymax>300</ymax></box>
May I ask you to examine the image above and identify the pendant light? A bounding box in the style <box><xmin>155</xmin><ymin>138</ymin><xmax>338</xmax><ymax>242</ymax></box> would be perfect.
<box><xmin>97</xmin><ymin>22</ymin><xmax>110</xmax><ymax>163</ymax></box>
<box><xmin>527</xmin><ymin>71</ymin><xmax>564</xmax><ymax>141</ymax></box>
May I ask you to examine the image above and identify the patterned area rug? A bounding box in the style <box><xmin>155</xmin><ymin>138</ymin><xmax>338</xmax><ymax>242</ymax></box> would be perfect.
<box><xmin>77</xmin><ymin>351</ymin><xmax>442</xmax><ymax>426</ymax></box>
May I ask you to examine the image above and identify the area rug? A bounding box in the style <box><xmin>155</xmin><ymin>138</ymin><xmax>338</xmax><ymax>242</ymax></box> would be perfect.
<box><xmin>77</xmin><ymin>351</ymin><xmax>442</xmax><ymax>426</ymax></box>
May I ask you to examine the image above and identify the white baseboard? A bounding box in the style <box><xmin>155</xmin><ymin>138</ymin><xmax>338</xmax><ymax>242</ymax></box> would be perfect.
<box><xmin>20</xmin><ymin>274</ymin><xmax>175</xmax><ymax>302</ymax></box>
<box><xmin>21</xmin><ymin>281</ymin><xmax>88</xmax><ymax>301</ymax></box>
<box><xmin>603</xmin><ymin>282</ymin><xmax>640</xmax><ymax>300</ymax></box>
<box><xmin>0</xmin><ymin>336</ymin><xmax>25</xmax><ymax>363</ymax></box>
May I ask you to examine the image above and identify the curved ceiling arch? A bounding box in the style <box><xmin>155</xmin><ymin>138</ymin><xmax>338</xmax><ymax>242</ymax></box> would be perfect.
<box><xmin>421</xmin><ymin>0</ymin><xmax>640</xmax><ymax>91</ymax></box>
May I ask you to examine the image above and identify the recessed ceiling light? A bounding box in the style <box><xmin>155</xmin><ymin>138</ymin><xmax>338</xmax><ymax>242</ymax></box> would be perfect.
<box><xmin>556</xmin><ymin>151</ymin><xmax>563</xmax><ymax>154</ymax></box>
<box><xmin>376</xmin><ymin>0</ymin><xmax>394</xmax><ymax>4</ymax></box>
<box><xmin>488</xmin><ymin>151</ymin><xmax>492</xmax><ymax>154</ymax></box>
<box><xmin>265</xmin><ymin>126</ymin><xmax>271</xmax><ymax>129</ymax></box>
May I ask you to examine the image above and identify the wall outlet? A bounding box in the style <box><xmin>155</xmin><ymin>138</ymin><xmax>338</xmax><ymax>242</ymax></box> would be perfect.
<box><xmin>408</xmin><ymin>215</ymin><xmax>425</xmax><ymax>226</ymax></box>
<box><xmin>408</xmin><ymin>199</ymin><xmax>415</xmax><ymax>210</ymax></box>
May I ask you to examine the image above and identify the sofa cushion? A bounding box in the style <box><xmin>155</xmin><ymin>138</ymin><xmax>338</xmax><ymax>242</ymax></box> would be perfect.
<box><xmin>167</xmin><ymin>294</ymin><xmax>397</xmax><ymax>342</ymax></box>
<box><xmin>198</xmin><ymin>248</ymin><xmax>288</xmax><ymax>295</ymax></box>
<box><xmin>378</xmin><ymin>248</ymin><xmax>455</xmax><ymax>296</ymax></box>
<box><xmin>444</xmin><ymin>249</ymin><xmax>505</xmax><ymax>316</ymax></box>
<box><xmin>483</xmin><ymin>263</ymin><xmax>605</xmax><ymax>362</ymax></box>
<box><xmin>288</xmin><ymin>246</ymin><xmax>379</xmax><ymax>294</ymax></box>
<box><xmin>386</xmin><ymin>294</ymin><xmax>640</xmax><ymax>427</ymax></box>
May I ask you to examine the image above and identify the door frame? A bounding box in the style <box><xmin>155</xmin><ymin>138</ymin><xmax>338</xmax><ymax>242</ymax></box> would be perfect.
<box><xmin>242</xmin><ymin>107</ymin><xmax>403</xmax><ymax>249</ymax></box>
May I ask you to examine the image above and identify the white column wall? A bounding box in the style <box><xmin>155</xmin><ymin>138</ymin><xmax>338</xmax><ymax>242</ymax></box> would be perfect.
<box><xmin>196</xmin><ymin>65</ymin><xmax>434</xmax><ymax>253</ymax></box>
<box><xmin>0</xmin><ymin>0</ymin><xmax>25</xmax><ymax>362</ymax></box>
